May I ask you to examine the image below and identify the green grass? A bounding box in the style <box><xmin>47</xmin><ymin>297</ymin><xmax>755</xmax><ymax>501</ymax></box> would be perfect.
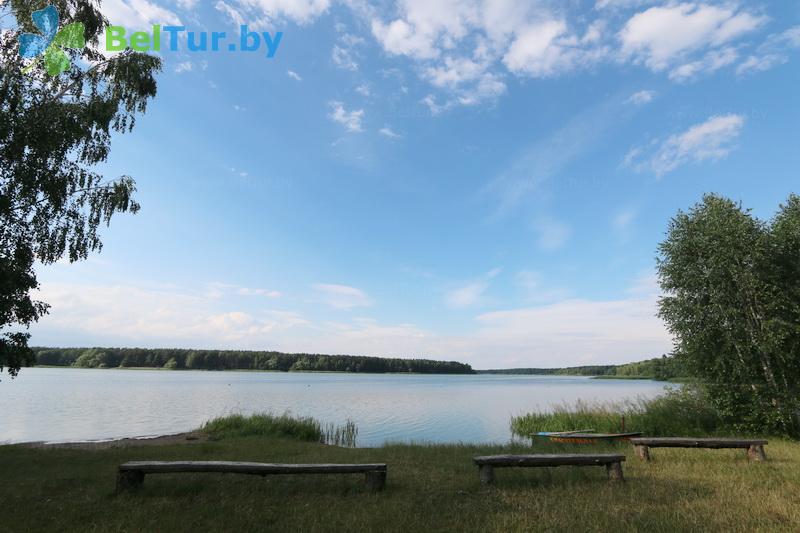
<box><xmin>2</xmin><ymin>434</ymin><xmax>799</xmax><ymax>531</ymax></box>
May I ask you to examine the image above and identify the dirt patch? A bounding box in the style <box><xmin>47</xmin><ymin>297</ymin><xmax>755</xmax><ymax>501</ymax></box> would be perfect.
<box><xmin>22</xmin><ymin>431</ymin><xmax>209</xmax><ymax>450</ymax></box>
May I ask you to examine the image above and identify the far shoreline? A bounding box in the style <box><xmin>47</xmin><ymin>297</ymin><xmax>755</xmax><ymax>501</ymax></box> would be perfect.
<box><xmin>29</xmin><ymin>365</ymin><xmax>670</xmax><ymax>381</ymax></box>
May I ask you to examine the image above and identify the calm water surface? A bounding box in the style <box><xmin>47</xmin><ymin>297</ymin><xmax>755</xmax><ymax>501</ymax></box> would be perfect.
<box><xmin>1</xmin><ymin>368</ymin><xmax>670</xmax><ymax>446</ymax></box>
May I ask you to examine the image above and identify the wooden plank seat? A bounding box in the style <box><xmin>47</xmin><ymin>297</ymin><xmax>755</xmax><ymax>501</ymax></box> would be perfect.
<box><xmin>472</xmin><ymin>454</ymin><xmax>626</xmax><ymax>485</ymax></box>
<box><xmin>629</xmin><ymin>438</ymin><xmax>768</xmax><ymax>462</ymax></box>
<box><xmin>116</xmin><ymin>461</ymin><xmax>388</xmax><ymax>493</ymax></box>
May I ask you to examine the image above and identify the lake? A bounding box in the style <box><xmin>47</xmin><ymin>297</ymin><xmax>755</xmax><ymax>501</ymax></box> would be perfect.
<box><xmin>0</xmin><ymin>368</ymin><xmax>671</xmax><ymax>446</ymax></box>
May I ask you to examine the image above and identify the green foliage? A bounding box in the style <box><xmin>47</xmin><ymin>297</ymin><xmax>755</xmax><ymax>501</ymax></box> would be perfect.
<box><xmin>0</xmin><ymin>0</ymin><xmax>161</xmax><ymax>377</ymax></box>
<box><xmin>163</xmin><ymin>357</ymin><xmax>178</xmax><ymax>370</ymax></box>
<box><xmin>613</xmin><ymin>356</ymin><xmax>688</xmax><ymax>381</ymax></box>
<box><xmin>658</xmin><ymin>194</ymin><xmax>800</xmax><ymax>437</ymax></box>
<box><xmin>73</xmin><ymin>348</ymin><xmax>108</xmax><ymax>368</ymax></box>
<box><xmin>511</xmin><ymin>386</ymin><xmax>726</xmax><ymax>438</ymax></box>
<box><xmin>33</xmin><ymin>347</ymin><xmax>475</xmax><ymax>374</ymax></box>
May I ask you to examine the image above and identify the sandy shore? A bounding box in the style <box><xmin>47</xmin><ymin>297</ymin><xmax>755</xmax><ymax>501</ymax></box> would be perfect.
<box><xmin>22</xmin><ymin>431</ymin><xmax>209</xmax><ymax>450</ymax></box>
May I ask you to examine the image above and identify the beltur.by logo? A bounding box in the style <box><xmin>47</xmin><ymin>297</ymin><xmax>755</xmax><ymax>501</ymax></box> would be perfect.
<box><xmin>106</xmin><ymin>25</ymin><xmax>283</xmax><ymax>58</ymax></box>
<box><xmin>18</xmin><ymin>5</ymin><xmax>85</xmax><ymax>76</ymax></box>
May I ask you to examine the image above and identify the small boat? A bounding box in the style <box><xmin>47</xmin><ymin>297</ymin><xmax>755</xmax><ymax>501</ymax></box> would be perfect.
<box><xmin>533</xmin><ymin>431</ymin><xmax>642</xmax><ymax>444</ymax></box>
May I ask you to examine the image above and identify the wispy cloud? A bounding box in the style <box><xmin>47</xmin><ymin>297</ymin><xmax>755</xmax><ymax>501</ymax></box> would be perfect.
<box><xmin>445</xmin><ymin>268</ymin><xmax>501</xmax><ymax>309</ymax></box>
<box><xmin>626</xmin><ymin>114</ymin><xmax>745</xmax><ymax>176</ymax></box>
<box><xmin>312</xmin><ymin>283</ymin><xmax>373</xmax><ymax>309</ymax></box>
<box><xmin>379</xmin><ymin>126</ymin><xmax>402</xmax><ymax>139</ymax></box>
<box><xmin>533</xmin><ymin>217</ymin><xmax>571</xmax><ymax>251</ymax></box>
<box><xmin>487</xmin><ymin>96</ymin><xmax>627</xmax><ymax>213</ymax></box>
<box><xmin>215</xmin><ymin>0</ymin><xmax>244</xmax><ymax>26</ymax></box>
<box><xmin>737</xmin><ymin>26</ymin><xmax>800</xmax><ymax>76</ymax></box>
<box><xmin>287</xmin><ymin>69</ymin><xmax>302</xmax><ymax>81</ymax></box>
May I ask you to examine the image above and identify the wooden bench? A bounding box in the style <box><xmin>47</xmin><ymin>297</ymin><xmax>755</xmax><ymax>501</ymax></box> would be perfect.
<box><xmin>116</xmin><ymin>461</ymin><xmax>387</xmax><ymax>493</ymax></box>
<box><xmin>472</xmin><ymin>454</ymin><xmax>626</xmax><ymax>485</ymax></box>
<box><xmin>630</xmin><ymin>438</ymin><xmax>768</xmax><ymax>462</ymax></box>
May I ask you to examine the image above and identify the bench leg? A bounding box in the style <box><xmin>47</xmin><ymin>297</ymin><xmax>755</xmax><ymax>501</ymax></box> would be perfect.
<box><xmin>634</xmin><ymin>444</ymin><xmax>651</xmax><ymax>462</ymax></box>
<box><xmin>116</xmin><ymin>470</ymin><xmax>145</xmax><ymax>493</ymax></box>
<box><xmin>606</xmin><ymin>462</ymin><xmax>624</xmax><ymax>482</ymax></box>
<box><xmin>747</xmin><ymin>444</ymin><xmax>767</xmax><ymax>462</ymax></box>
<box><xmin>365</xmin><ymin>471</ymin><xmax>386</xmax><ymax>493</ymax></box>
<box><xmin>479</xmin><ymin>465</ymin><xmax>495</xmax><ymax>485</ymax></box>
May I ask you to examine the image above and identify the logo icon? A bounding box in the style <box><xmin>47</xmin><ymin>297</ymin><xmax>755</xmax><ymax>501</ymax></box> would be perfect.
<box><xmin>19</xmin><ymin>5</ymin><xmax>85</xmax><ymax>76</ymax></box>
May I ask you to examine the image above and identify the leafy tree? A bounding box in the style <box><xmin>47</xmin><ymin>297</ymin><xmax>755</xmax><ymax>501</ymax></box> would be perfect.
<box><xmin>0</xmin><ymin>0</ymin><xmax>161</xmax><ymax>377</ymax></box>
<box><xmin>658</xmin><ymin>194</ymin><xmax>800</xmax><ymax>436</ymax></box>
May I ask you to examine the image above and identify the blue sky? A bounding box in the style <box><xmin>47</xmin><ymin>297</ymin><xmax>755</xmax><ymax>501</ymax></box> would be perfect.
<box><xmin>19</xmin><ymin>0</ymin><xmax>800</xmax><ymax>368</ymax></box>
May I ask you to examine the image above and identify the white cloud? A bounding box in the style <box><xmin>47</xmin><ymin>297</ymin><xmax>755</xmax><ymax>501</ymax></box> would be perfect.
<box><xmin>627</xmin><ymin>89</ymin><xmax>656</xmax><ymax>105</ymax></box>
<box><xmin>312</xmin><ymin>283</ymin><xmax>373</xmax><ymax>309</ymax></box>
<box><xmin>355</xmin><ymin>84</ymin><xmax>371</xmax><ymax>97</ymax></box>
<box><xmin>30</xmin><ymin>275</ymin><xmax>671</xmax><ymax>368</ymax></box>
<box><xmin>425</xmin><ymin>56</ymin><xmax>488</xmax><ymax>87</ymax></box>
<box><xmin>369</xmin><ymin>2</ymin><xmax>603</xmax><ymax>110</ymax></box>
<box><xmin>502</xmin><ymin>20</ymin><xmax>577</xmax><ymax>77</ymax></box>
<box><xmin>596</xmin><ymin>0</ymin><xmax>656</xmax><ymax>9</ymax></box>
<box><xmin>379</xmin><ymin>126</ymin><xmax>402</xmax><ymax>139</ymax></box>
<box><xmin>33</xmin><ymin>281</ymin><xmax>305</xmax><ymax>347</ymax></box>
<box><xmin>328</xmin><ymin>101</ymin><xmax>364</xmax><ymax>133</ymax></box>
<box><xmin>469</xmin><ymin>295</ymin><xmax>670</xmax><ymax>367</ymax></box>
<box><xmin>287</xmin><ymin>69</ymin><xmax>303</xmax><ymax>81</ymax></box>
<box><xmin>627</xmin><ymin>114</ymin><xmax>745</xmax><ymax>176</ymax></box>
<box><xmin>619</xmin><ymin>3</ymin><xmax>767</xmax><ymax>72</ymax></box>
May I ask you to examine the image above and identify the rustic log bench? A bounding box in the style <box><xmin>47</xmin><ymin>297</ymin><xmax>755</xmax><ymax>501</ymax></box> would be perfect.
<box><xmin>473</xmin><ymin>454</ymin><xmax>626</xmax><ymax>485</ymax></box>
<box><xmin>629</xmin><ymin>438</ymin><xmax>768</xmax><ymax>462</ymax></box>
<box><xmin>116</xmin><ymin>461</ymin><xmax>388</xmax><ymax>493</ymax></box>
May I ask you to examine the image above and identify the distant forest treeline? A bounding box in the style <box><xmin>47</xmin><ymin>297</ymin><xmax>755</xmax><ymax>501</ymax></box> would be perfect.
<box><xmin>32</xmin><ymin>347</ymin><xmax>475</xmax><ymax>374</ymax></box>
<box><xmin>478</xmin><ymin>356</ymin><xmax>687</xmax><ymax>381</ymax></box>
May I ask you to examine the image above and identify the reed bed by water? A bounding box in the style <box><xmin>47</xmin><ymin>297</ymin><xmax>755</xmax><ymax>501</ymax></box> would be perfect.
<box><xmin>203</xmin><ymin>413</ymin><xmax>359</xmax><ymax>448</ymax></box>
<box><xmin>511</xmin><ymin>386</ymin><xmax>727</xmax><ymax>438</ymax></box>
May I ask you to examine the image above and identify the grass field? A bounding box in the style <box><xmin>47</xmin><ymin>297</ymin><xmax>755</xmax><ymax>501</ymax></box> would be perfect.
<box><xmin>2</xmin><ymin>433</ymin><xmax>799</xmax><ymax>532</ymax></box>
